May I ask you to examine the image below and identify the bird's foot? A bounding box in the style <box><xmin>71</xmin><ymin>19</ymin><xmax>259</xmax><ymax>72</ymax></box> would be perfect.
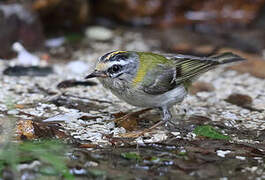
<box><xmin>164</xmin><ymin>119</ymin><xmax>180</xmax><ymax>131</ymax></box>
<box><xmin>160</xmin><ymin>107</ymin><xmax>182</xmax><ymax>131</ymax></box>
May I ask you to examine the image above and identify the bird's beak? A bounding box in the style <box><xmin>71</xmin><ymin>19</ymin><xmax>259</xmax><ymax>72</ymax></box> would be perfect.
<box><xmin>85</xmin><ymin>70</ymin><xmax>107</xmax><ymax>79</ymax></box>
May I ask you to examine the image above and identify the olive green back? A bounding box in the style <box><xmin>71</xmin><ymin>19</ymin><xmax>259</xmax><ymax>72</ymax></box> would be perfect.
<box><xmin>133</xmin><ymin>52</ymin><xmax>171</xmax><ymax>85</ymax></box>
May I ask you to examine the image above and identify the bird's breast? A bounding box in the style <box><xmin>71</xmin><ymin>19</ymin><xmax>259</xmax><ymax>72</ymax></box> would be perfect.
<box><xmin>100</xmin><ymin>77</ymin><xmax>187</xmax><ymax>108</ymax></box>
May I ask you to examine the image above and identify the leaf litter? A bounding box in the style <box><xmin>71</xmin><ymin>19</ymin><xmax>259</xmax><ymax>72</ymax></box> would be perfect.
<box><xmin>0</xmin><ymin>29</ymin><xmax>264</xmax><ymax>179</ymax></box>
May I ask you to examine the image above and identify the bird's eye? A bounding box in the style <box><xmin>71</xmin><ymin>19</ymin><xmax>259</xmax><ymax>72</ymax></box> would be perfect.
<box><xmin>109</xmin><ymin>65</ymin><xmax>122</xmax><ymax>74</ymax></box>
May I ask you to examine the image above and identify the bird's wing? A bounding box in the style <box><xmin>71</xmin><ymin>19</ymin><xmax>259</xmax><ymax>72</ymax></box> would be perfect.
<box><xmin>165</xmin><ymin>52</ymin><xmax>244</xmax><ymax>84</ymax></box>
<box><xmin>167</xmin><ymin>54</ymin><xmax>218</xmax><ymax>85</ymax></box>
<box><xmin>141</xmin><ymin>64</ymin><xmax>178</xmax><ymax>95</ymax></box>
<box><xmin>142</xmin><ymin>52</ymin><xmax>244</xmax><ymax>95</ymax></box>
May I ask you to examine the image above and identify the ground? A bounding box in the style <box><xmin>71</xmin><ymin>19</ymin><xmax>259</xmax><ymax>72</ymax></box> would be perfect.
<box><xmin>0</xmin><ymin>28</ymin><xmax>264</xmax><ymax>179</ymax></box>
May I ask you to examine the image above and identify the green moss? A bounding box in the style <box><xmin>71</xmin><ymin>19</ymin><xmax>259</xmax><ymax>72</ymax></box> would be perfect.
<box><xmin>121</xmin><ymin>152</ymin><xmax>141</xmax><ymax>161</ymax></box>
<box><xmin>194</xmin><ymin>125</ymin><xmax>231</xmax><ymax>140</ymax></box>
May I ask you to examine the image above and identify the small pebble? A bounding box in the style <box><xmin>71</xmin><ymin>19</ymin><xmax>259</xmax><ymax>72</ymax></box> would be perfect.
<box><xmin>85</xmin><ymin>26</ymin><xmax>113</xmax><ymax>41</ymax></box>
<box><xmin>236</xmin><ymin>156</ymin><xmax>246</xmax><ymax>160</ymax></box>
<box><xmin>216</xmin><ymin>150</ymin><xmax>231</xmax><ymax>158</ymax></box>
<box><xmin>7</xmin><ymin>109</ymin><xmax>19</xmax><ymax>115</ymax></box>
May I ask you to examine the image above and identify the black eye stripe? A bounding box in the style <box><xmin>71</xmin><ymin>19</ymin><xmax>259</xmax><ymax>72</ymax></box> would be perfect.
<box><xmin>108</xmin><ymin>65</ymin><xmax>122</xmax><ymax>74</ymax></box>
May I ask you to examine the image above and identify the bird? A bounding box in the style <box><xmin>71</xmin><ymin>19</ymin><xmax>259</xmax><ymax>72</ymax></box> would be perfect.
<box><xmin>85</xmin><ymin>51</ymin><xmax>245</xmax><ymax>130</ymax></box>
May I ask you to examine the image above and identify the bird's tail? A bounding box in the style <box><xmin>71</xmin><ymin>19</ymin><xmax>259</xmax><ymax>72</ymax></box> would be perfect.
<box><xmin>174</xmin><ymin>52</ymin><xmax>245</xmax><ymax>85</ymax></box>
<box><xmin>210</xmin><ymin>52</ymin><xmax>246</xmax><ymax>64</ymax></box>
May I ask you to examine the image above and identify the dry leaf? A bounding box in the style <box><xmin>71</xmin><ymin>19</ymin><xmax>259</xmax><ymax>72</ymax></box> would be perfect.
<box><xmin>190</xmin><ymin>81</ymin><xmax>215</xmax><ymax>95</ymax></box>
<box><xmin>16</xmin><ymin>120</ymin><xmax>35</xmax><ymax>140</ymax></box>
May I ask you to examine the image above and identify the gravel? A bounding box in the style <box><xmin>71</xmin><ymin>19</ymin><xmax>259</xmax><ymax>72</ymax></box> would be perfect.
<box><xmin>0</xmin><ymin>30</ymin><xmax>264</xmax><ymax>147</ymax></box>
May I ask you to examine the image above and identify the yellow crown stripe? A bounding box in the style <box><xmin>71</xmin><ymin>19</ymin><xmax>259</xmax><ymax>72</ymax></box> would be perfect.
<box><xmin>106</xmin><ymin>51</ymin><xmax>127</xmax><ymax>60</ymax></box>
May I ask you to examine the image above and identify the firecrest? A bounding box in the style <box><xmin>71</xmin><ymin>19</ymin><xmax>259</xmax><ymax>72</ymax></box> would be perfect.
<box><xmin>85</xmin><ymin>51</ymin><xmax>245</xmax><ymax>125</ymax></box>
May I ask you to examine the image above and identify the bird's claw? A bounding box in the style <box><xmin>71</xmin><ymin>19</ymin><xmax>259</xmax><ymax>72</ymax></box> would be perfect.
<box><xmin>164</xmin><ymin>119</ymin><xmax>181</xmax><ymax>131</ymax></box>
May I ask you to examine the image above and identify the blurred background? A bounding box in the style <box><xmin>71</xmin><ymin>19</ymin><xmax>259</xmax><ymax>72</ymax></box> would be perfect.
<box><xmin>1</xmin><ymin>0</ymin><xmax>265</xmax><ymax>80</ymax></box>
<box><xmin>1</xmin><ymin>0</ymin><xmax>265</xmax><ymax>58</ymax></box>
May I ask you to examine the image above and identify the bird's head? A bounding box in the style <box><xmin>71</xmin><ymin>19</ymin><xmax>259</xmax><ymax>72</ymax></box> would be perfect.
<box><xmin>85</xmin><ymin>51</ymin><xmax>139</xmax><ymax>82</ymax></box>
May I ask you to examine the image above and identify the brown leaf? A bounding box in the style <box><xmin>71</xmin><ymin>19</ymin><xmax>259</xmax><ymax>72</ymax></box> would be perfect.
<box><xmin>114</xmin><ymin>109</ymin><xmax>152</xmax><ymax>131</ymax></box>
<box><xmin>33</xmin><ymin>122</ymin><xmax>67</xmax><ymax>139</ymax></box>
<box><xmin>79</xmin><ymin>144</ymin><xmax>99</xmax><ymax>148</ymax></box>
<box><xmin>190</xmin><ymin>81</ymin><xmax>215</xmax><ymax>95</ymax></box>
<box><xmin>16</xmin><ymin>120</ymin><xmax>67</xmax><ymax>140</ymax></box>
<box><xmin>225</xmin><ymin>93</ymin><xmax>262</xmax><ymax>112</ymax></box>
<box><xmin>16</xmin><ymin>120</ymin><xmax>35</xmax><ymax>140</ymax></box>
<box><xmin>173</xmin><ymin>43</ymin><xmax>192</xmax><ymax>53</ymax></box>
<box><xmin>14</xmin><ymin>104</ymin><xmax>25</xmax><ymax>109</ymax></box>
<box><xmin>104</xmin><ymin>134</ymin><xmax>135</xmax><ymax>146</ymax></box>
<box><xmin>187</xmin><ymin>115</ymin><xmax>212</xmax><ymax>125</ymax></box>
<box><xmin>226</xmin><ymin>93</ymin><xmax>252</xmax><ymax>107</ymax></box>
<box><xmin>118</xmin><ymin>131</ymin><xmax>145</xmax><ymax>138</ymax></box>
<box><xmin>114</xmin><ymin>114</ymin><xmax>138</xmax><ymax>131</ymax></box>
<box><xmin>193</xmin><ymin>45</ymin><xmax>216</xmax><ymax>55</ymax></box>
<box><xmin>112</xmin><ymin>112</ymin><xmax>127</xmax><ymax>119</ymax></box>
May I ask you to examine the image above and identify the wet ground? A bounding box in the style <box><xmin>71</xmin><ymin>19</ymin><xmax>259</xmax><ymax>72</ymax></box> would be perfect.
<box><xmin>0</xmin><ymin>27</ymin><xmax>265</xmax><ymax>179</ymax></box>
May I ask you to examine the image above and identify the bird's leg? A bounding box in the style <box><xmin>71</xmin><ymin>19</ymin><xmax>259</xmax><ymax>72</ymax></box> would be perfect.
<box><xmin>160</xmin><ymin>106</ymin><xmax>179</xmax><ymax>129</ymax></box>
<box><xmin>118</xmin><ymin>107</ymin><xmax>177</xmax><ymax>138</ymax></box>
<box><xmin>136</xmin><ymin>107</ymin><xmax>176</xmax><ymax>133</ymax></box>
<box><xmin>161</xmin><ymin>106</ymin><xmax>172</xmax><ymax>122</ymax></box>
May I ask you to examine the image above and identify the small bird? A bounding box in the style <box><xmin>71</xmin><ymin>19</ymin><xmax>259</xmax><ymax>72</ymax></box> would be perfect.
<box><xmin>85</xmin><ymin>51</ymin><xmax>245</xmax><ymax>127</ymax></box>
